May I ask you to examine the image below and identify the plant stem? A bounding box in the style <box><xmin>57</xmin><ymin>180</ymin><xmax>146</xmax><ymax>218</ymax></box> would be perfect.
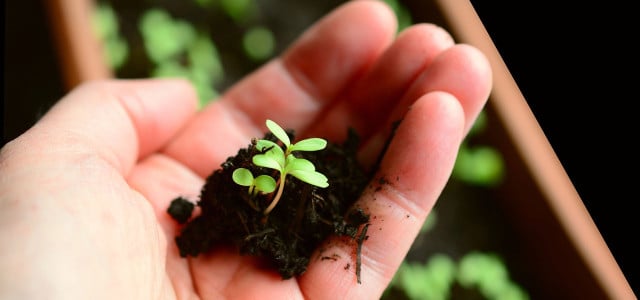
<box><xmin>263</xmin><ymin>175</ymin><xmax>286</xmax><ymax>215</ymax></box>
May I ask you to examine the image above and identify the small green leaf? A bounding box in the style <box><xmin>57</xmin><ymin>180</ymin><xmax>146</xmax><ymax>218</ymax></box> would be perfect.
<box><xmin>254</xmin><ymin>175</ymin><xmax>277</xmax><ymax>193</ymax></box>
<box><xmin>266</xmin><ymin>148</ymin><xmax>286</xmax><ymax>168</ymax></box>
<box><xmin>290</xmin><ymin>138</ymin><xmax>327</xmax><ymax>152</ymax></box>
<box><xmin>253</xmin><ymin>154</ymin><xmax>283</xmax><ymax>171</ymax></box>
<box><xmin>232</xmin><ymin>168</ymin><xmax>254</xmax><ymax>186</ymax></box>
<box><xmin>265</xmin><ymin>119</ymin><xmax>290</xmax><ymax>147</ymax></box>
<box><xmin>256</xmin><ymin>139</ymin><xmax>280</xmax><ymax>153</ymax></box>
<box><xmin>289</xmin><ymin>170</ymin><xmax>329</xmax><ymax>188</ymax></box>
<box><xmin>285</xmin><ymin>157</ymin><xmax>315</xmax><ymax>173</ymax></box>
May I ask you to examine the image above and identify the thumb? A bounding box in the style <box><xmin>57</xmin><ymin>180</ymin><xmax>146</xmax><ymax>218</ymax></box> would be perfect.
<box><xmin>24</xmin><ymin>78</ymin><xmax>199</xmax><ymax>175</ymax></box>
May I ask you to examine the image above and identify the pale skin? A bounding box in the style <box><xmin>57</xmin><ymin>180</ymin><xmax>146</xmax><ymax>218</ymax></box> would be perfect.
<box><xmin>0</xmin><ymin>1</ymin><xmax>491</xmax><ymax>299</ymax></box>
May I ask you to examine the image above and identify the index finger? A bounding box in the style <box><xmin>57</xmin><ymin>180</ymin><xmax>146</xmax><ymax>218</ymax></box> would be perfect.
<box><xmin>4</xmin><ymin>79</ymin><xmax>198</xmax><ymax>176</ymax></box>
<box><xmin>163</xmin><ymin>0</ymin><xmax>397</xmax><ymax>177</ymax></box>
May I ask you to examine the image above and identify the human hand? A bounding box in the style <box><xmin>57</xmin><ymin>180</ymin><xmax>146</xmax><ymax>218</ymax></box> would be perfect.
<box><xmin>0</xmin><ymin>0</ymin><xmax>491</xmax><ymax>299</ymax></box>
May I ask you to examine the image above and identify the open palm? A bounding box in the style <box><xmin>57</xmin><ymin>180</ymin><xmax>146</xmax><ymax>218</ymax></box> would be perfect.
<box><xmin>0</xmin><ymin>1</ymin><xmax>491</xmax><ymax>299</ymax></box>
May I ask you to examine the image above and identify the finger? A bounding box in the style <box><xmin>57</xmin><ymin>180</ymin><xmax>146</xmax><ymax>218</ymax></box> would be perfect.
<box><xmin>163</xmin><ymin>0</ymin><xmax>397</xmax><ymax>177</ymax></box>
<box><xmin>299</xmin><ymin>91</ymin><xmax>466</xmax><ymax>299</ymax></box>
<box><xmin>395</xmin><ymin>44</ymin><xmax>493</xmax><ymax>136</ymax></box>
<box><xmin>25</xmin><ymin>78</ymin><xmax>198</xmax><ymax>175</ymax></box>
<box><xmin>304</xmin><ymin>23</ymin><xmax>455</xmax><ymax>142</ymax></box>
<box><xmin>226</xmin><ymin>0</ymin><xmax>397</xmax><ymax>126</ymax></box>
<box><xmin>358</xmin><ymin>44</ymin><xmax>492</xmax><ymax>167</ymax></box>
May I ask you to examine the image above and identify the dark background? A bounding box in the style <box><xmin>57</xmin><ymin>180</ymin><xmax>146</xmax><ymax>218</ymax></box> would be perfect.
<box><xmin>468</xmin><ymin>2</ymin><xmax>636</xmax><ymax>294</ymax></box>
<box><xmin>3</xmin><ymin>0</ymin><xmax>636</xmax><ymax>294</ymax></box>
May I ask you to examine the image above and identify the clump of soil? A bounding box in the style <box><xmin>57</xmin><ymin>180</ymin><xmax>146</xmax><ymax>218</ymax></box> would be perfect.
<box><xmin>167</xmin><ymin>127</ymin><xmax>373</xmax><ymax>281</ymax></box>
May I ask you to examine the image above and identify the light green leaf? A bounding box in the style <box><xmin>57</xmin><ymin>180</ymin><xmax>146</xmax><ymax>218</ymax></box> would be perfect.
<box><xmin>253</xmin><ymin>154</ymin><xmax>282</xmax><ymax>171</ymax></box>
<box><xmin>290</xmin><ymin>138</ymin><xmax>327</xmax><ymax>152</ymax></box>
<box><xmin>254</xmin><ymin>175</ymin><xmax>277</xmax><ymax>193</ymax></box>
<box><xmin>289</xmin><ymin>170</ymin><xmax>328</xmax><ymax>188</ymax></box>
<box><xmin>265</xmin><ymin>119</ymin><xmax>290</xmax><ymax>147</ymax></box>
<box><xmin>256</xmin><ymin>139</ymin><xmax>280</xmax><ymax>152</ymax></box>
<box><xmin>285</xmin><ymin>157</ymin><xmax>315</xmax><ymax>173</ymax></box>
<box><xmin>266</xmin><ymin>149</ymin><xmax>285</xmax><ymax>168</ymax></box>
<box><xmin>232</xmin><ymin>168</ymin><xmax>254</xmax><ymax>186</ymax></box>
<box><xmin>256</xmin><ymin>140</ymin><xmax>285</xmax><ymax>167</ymax></box>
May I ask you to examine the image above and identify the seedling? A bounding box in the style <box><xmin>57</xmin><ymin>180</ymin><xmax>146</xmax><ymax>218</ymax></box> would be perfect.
<box><xmin>232</xmin><ymin>167</ymin><xmax>277</xmax><ymax>195</ymax></box>
<box><xmin>173</xmin><ymin>117</ymin><xmax>369</xmax><ymax>280</ymax></box>
<box><xmin>232</xmin><ymin>119</ymin><xmax>329</xmax><ymax>215</ymax></box>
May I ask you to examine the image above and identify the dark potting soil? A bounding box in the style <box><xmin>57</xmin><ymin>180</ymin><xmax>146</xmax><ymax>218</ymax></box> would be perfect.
<box><xmin>167</xmin><ymin>128</ymin><xmax>374</xmax><ymax>281</ymax></box>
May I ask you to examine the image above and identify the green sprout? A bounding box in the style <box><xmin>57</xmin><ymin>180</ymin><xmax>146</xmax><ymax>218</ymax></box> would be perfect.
<box><xmin>232</xmin><ymin>119</ymin><xmax>329</xmax><ymax>215</ymax></box>
<box><xmin>232</xmin><ymin>168</ymin><xmax>277</xmax><ymax>195</ymax></box>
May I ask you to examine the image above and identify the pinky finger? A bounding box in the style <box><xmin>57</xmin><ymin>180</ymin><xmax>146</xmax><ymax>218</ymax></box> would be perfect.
<box><xmin>299</xmin><ymin>91</ymin><xmax>466</xmax><ymax>299</ymax></box>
